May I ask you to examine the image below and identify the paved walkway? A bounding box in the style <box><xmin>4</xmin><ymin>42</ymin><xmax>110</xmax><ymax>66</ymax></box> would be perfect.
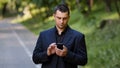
<box><xmin>0</xmin><ymin>18</ymin><xmax>41</xmax><ymax>68</ymax></box>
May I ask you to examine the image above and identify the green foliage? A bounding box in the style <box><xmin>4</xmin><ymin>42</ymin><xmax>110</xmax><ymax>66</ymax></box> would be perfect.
<box><xmin>32</xmin><ymin>0</ymin><xmax>59</xmax><ymax>7</ymax></box>
<box><xmin>85</xmin><ymin>21</ymin><xmax>120</xmax><ymax>68</ymax></box>
<box><xmin>0</xmin><ymin>0</ymin><xmax>8</xmax><ymax>14</ymax></box>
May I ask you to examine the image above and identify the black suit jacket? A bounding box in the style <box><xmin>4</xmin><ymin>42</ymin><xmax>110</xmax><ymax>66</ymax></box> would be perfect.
<box><xmin>32</xmin><ymin>26</ymin><xmax>87</xmax><ymax>68</ymax></box>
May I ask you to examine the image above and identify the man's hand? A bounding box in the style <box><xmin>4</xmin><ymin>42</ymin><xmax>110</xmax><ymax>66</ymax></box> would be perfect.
<box><xmin>47</xmin><ymin>43</ymin><xmax>56</xmax><ymax>56</ymax></box>
<box><xmin>55</xmin><ymin>45</ymin><xmax>68</xmax><ymax>57</ymax></box>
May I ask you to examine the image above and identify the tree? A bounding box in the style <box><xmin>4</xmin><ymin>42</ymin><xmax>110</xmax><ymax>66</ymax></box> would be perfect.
<box><xmin>114</xmin><ymin>0</ymin><xmax>120</xmax><ymax>18</ymax></box>
<box><xmin>103</xmin><ymin>0</ymin><xmax>120</xmax><ymax>17</ymax></box>
<box><xmin>87</xmin><ymin>0</ymin><xmax>93</xmax><ymax>12</ymax></box>
<box><xmin>2</xmin><ymin>2</ymin><xmax>7</xmax><ymax>16</ymax></box>
<box><xmin>103</xmin><ymin>0</ymin><xmax>112</xmax><ymax>12</ymax></box>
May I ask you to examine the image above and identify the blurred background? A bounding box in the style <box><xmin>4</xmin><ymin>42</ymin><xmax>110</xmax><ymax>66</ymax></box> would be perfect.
<box><xmin>0</xmin><ymin>0</ymin><xmax>120</xmax><ymax>68</ymax></box>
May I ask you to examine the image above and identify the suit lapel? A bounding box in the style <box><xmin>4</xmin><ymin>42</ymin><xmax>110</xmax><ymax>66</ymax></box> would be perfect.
<box><xmin>49</xmin><ymin>27</ymin><xmax>56</xmax><ymax>43</ymax></box>
<box><xmin>62</xmin><ymin>27</ymin><xmax>73</xmax><ymax>45</ymax></box>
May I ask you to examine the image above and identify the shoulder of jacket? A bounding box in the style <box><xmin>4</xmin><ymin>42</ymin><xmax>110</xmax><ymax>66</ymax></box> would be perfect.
<box><xmin>39</xmin><ymin>27</ymin><xmax>54</xmax><ymax>34</ymax></box>
<box><xmin>70</xmin><ymin>29</ymin><xmax>84</xmax><ymax>36</ymax></box>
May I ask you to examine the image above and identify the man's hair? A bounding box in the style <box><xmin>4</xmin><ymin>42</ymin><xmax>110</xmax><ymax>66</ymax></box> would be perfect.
<box><xmin>54</xmin><ymin>4</ymin><xmax>70</xmax><ymax>15</ymax></box>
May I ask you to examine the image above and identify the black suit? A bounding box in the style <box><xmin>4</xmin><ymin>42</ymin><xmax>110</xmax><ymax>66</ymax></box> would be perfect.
<box><xmin>32</xmin><ymin>26</ymin><xmax>87</xmax><ymax>68</ymax></box>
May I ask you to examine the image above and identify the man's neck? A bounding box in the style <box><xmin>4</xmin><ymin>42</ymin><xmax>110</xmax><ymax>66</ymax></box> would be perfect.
<box><xmin>56</xmin><ymin>27</ymin><xmax>65</xmax><ymax>35</ymax></box>
<box><xmin>58</xmin><ymin>28</ymin><xmax>64</xmax><ymax>35</ymax></box>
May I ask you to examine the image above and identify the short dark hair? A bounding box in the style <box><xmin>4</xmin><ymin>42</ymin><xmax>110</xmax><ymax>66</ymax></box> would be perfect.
<box><xmin>54</xmin><ymin>4</ymin><xmax>70</xmax><ymax>15</ymax></box>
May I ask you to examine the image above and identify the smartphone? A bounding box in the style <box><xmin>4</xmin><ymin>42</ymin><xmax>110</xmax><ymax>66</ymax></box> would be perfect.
<box><xmin>56</xmin><ymin>43</ymin><xmax>63</xmax><ymax>50</ymax></box>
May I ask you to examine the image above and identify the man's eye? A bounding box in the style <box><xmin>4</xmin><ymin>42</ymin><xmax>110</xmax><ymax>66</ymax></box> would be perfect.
<box><xmin>63</xmin><ymin>18</ymin><xmax>67</xmax><ymax>20</ymax></box>
<box><xmin>57</xmin><ymin>17</ymin><xmax>61</xmax><ymax>19</ymax></box>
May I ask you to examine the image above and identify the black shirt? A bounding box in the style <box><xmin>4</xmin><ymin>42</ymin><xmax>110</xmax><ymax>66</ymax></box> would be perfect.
<box><xmin>55</xmin><ymin>26</ymin><xmax>68</xmax><ymax>43</ymax></box>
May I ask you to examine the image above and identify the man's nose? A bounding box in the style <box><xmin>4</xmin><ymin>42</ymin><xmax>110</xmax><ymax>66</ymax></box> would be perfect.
<box><xmin>60</xmin><ymin>19</ymin><xmax>64</xmax><ymax>23</ymax></box>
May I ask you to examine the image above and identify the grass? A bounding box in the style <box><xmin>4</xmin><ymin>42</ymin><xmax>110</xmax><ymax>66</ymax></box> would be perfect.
<box><xmin>85</xmin><ymin>21</ymin><xmax>120</xmax><ymax>68</ymax></box>
<box><xmin>12</xmin><ymin>5</ymin><xmax>120</xmax><ymax>68</ymax></box>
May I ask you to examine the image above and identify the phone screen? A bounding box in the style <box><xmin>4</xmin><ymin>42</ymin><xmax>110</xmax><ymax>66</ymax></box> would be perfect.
<box><xmin>56</xmin><ymin>43</ymin><xmax>63</xmax><ymax>50</ymax></box>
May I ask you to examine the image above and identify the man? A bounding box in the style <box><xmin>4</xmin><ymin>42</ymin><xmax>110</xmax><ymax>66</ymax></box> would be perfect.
<box><xmin>32</xmin><ymin>4</ymin><xmax>87</xmax><ymax>68</ymax></box>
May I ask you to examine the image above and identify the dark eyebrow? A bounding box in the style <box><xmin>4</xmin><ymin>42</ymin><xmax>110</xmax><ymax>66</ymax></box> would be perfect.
<box><xmin>56</xmin><ymin>16</ymin><xmax>61</xmax><ymax>19</ymax></box>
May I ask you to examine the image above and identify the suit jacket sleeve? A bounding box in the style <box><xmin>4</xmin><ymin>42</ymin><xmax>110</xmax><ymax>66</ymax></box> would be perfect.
<box><xmin>63</xmin><ymin>34</ymin><xmax>88</xmax><ymax>66</ymax></box>
<box><xmin>32</xmin><ymin>32</ymin><xmax>50</xmax><ymax>64</ymax></box>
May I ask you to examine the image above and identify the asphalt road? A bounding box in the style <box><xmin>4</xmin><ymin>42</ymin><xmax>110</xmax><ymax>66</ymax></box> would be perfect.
<box><xmin>0</xmin><ymin>18</ymin><xmax>41</xmax><ymax>68</ymax></box>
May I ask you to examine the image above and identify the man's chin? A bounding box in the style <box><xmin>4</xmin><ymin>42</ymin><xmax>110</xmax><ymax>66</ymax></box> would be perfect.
<box><xmin>57</xmin><ymin>25</ymin><xmax>66</xmax><ymax>29</ymax></box>
<box><xmin>59</xmin><ymin>26</ymin><xmax>65</xmax><ymax>29</ymax></box>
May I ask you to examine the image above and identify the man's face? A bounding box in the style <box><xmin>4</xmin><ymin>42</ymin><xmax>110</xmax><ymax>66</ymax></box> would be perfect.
<box><xmin>54</xmin><ymin>10</ymin><xmax>69</xmax><ymax>30</ymax></box>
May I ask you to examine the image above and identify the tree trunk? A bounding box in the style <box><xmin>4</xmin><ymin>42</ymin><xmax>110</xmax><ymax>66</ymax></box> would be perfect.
<box><xmin>76</xmin><ymin>0</ymin><xmax>81</xmax><ymax>11</ymax></box>
<box><xmin>89</xmin><ymin>0</ymin><xmax>93</xmax><ymax>11</ymax></box>
<box><xmin>2</xmin><ymin>3</ymin><xmax>8</xmax><ymax>16</ymax></box>
<box><xmin>87</xmin><ymin>0</ymin><xmax>93</xmax><ymax>12</ymax></box>
<box><xmin>104</xmin><ymin>0</ymin><xmax>112</xmax><ymax>12</ymax></box>
<box><xmin>114</xmin><ymin>0</ymin><xmax>120</xmax><ymax>18</ymax></box>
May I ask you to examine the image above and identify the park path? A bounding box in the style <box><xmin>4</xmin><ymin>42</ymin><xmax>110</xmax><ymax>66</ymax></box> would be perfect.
<box><xmin>0</xmin><ymin>18</ymin><xmax>41</xmax><ymax>68</ymax></box>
